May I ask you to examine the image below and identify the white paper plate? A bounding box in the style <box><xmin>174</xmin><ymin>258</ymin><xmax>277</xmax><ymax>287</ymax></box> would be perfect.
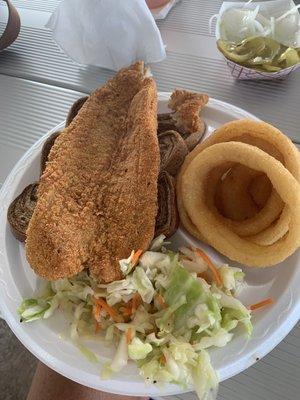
<box><xmin>0</xmin><ymin>93</ymin><xmax>299</xmax><ymax>397</ymax></box>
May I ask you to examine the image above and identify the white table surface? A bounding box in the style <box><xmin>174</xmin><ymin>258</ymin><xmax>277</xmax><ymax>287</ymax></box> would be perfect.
<box><xmin>0</xmin><ymin>1</ymin><xmax>299</xmax><ymax>400</ymax></box>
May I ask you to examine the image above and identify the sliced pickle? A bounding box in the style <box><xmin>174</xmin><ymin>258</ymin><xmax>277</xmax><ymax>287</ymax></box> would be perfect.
<box><xmin>244</xmin><ymin>37</ymin><xmax>280</xmax><ymax>65</ymax></box>
<box><xmin>278</xmin><ymin>47</ymin><xmax>300</xmax><ymax>67</ymax></box>
<box><xmin>262</xmin><ymin>64</ymin><xmax>281</xmax><ymax>72</ymax></box>
<box><xmin>217</xmin><ymin>39</ymin><xmax>255</xmax><ymax>63</ymax></box>
<box><xmin>235</xmin><ymin>37</ymin><xmax>266</xmax><ymax>56</ymax></box>
<box><xmin>217</xmin><ymin>36</ymin><xmax>300</xmax><ymax>72</ymax></box>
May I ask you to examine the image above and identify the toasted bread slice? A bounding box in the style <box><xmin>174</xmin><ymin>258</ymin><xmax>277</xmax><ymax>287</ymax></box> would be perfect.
<box><xmin>157</xmin><ymin>112</ymin><xmax>204</xmax><ymax>151</ymax></box>
<box><xmin>7</xmin><ymin>183</ymin><xmax>39</xmax><ymax>242</ymax></box>
<box><xmin>157</xmin><ymin>113</ymin><xmax>184</xmax><ymax>135</ymax></box>
<box><xmin>155</xmin><ymin>171</ymin><xmax>179</xmax><ymax>238</ymax></box>
<box><xmin>41</xmin><ymin>97</ymin><xmax>89</xmax><ymax>174</ymax></box>
<box><xmin>65</xmin><ymin>96</ymin><xmax>89</xmax><ymax>127</ymax></box>
<box><xmin>158</xmin><ymin>130</ymin><xmax>188</xmax><ymax>176</ymax></box>
<box><xmin>40</xmin><ymin>131</ymin><xmax>61</xmax><ymax>174</ymax></box>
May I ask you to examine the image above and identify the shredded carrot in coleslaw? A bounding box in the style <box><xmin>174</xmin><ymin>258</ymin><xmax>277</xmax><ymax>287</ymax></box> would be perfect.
<box><xmin>93</xmin><ymin>297</ymin><xmax>123</xmax><ymax>323</ymax></box>
<box><xmin>193</xmin><ymin>247</ymin><xmax>222</xmax><ymax>286</ymax></box>
<box><xmin>249</xmin><ymin>298</ymin><xmax>273</xmax><ymax>311</ymax></box>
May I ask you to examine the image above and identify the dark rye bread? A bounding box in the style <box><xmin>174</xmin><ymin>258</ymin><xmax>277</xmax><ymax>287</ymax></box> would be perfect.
<box><xmin>157</xmin><ymin>112</ymin><xmax>184</xmax><ymax>134</ymax></box>
<box><xmin>183</xmin><ymin>129</ymin><xmax>205</xmax><ymax>151</ymax></box>
<box><xmin>158</xmin><ymin>130</ymin><xmax>188</xmax><ymax>176</ymax></box>
<box><xmin>157</xmin><ymin>112</ymin><xmax>204</xmax><ymax>151</ymax></box>
<box><xmin>7</xmin><ymin>183</ymin><xmax>39</xmax><ymax>242</ymax></box>
<box><xmin>155</xmin><ymin>171</ymin><xmax>179</xmax><ymax>238</ymax></box>
<box><xmin>40</xmin><ymin>131</ymin><xmax>61</xmax><ymax>174</ymax></box>
<box><xmin>65</xmin><ymin>96</ymin><xmax>89</xmax><ymax>127</ymax></box>
<box><xmin>41</xmin><ymin>97</ymin><xmax>90</xmax><ymax>174</ymax></box>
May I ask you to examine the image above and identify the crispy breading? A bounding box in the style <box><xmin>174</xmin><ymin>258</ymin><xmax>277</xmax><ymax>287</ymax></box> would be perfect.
<box><xmin>26</xmin><ymin>62</ymin><xmax>160</xmax><ymax>282</ymax></box>
<box><xmin>169</xmin><ymin>89</ymin><xmax>209</xmax><ymax>134</ymax></box>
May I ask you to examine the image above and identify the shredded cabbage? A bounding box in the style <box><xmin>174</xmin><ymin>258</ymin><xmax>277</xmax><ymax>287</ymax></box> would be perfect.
<box><xmin>149</xmin><ymin>234</ymin><xmax>167</xmax><ymax>251</ymax></box>
<box><xmin>193</xmin><ymin>351</ymin><xmax>219</xmax><ymax>400</ymax></box>
<box><xmin>119</xmin><ymin>250</ymin><xmax>135</xmax><ymax>276</ymax></box>
<box><xmin>18</xmin><ymin>242</ymin><xmax>253</xmax><ymax>400</ymax></box>
<box><xmin>76</xmin><ymin>342</ymin><xmax>99</xmax><ymax>363</ymax></box>
<box><xmin>219</xmin><ymin>265</ymin><xmax>245</xmax><ymax>292</ymax></box>
<box><xmin>18</xmin><ymin>290</ymin><xmax>59</xmax><ymax>323</ymax></box>
<box><xmin>110</xmin><ymin>333</ymin><xmax>128</xmax><ymax>372</ymax></box>
<box><xmin>132</xmin><ymin>267</ymin><xmax>155</xmax><ymax>303</ymax></box>
<box><xmin>128</xmin><ymin>337</ymin><xmax>153</xmax><ymax>360</ymax></box>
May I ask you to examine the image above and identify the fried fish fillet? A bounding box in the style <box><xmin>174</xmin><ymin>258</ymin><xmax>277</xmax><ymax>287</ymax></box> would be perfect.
<box><xmin>26</xmin><ymin>62</ymin><xmax>160</xmax><ymax>283</ymax></box>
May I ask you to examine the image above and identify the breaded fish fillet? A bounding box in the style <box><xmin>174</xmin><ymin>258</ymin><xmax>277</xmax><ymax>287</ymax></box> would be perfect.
<box><xmin>26</xmin><ymin>62</ymin><xmax>160</xmax><ymax>282</ymax></box>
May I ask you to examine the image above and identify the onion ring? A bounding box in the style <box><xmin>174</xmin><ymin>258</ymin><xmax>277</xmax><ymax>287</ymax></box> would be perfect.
<box><xmin>178</xmin><ymin>161</ymin><xmax>283</xmax><ymax>239</ymax></box>
<box><xmin>246</xmin><ymin>207</ymin><xmax>291</xmax><ymax>246</ymax></box>
<box><xmin>185</xmin><ymin>120</ymin><xmax>300</xmax><ymax>179</ymax></box>
<box><xmin>179</xmin><ymin>205</ymin><xmax>207</xmax><ymax>243</ymax></box>
<box><xmin>181</xmin><ymin>142</ymin><xmax>300</xmax><ymax>267</ymax></box>
<box><xmin>204</xmin><ymin>164</ymin><xmax>284</xmax><ymax>238</ymax></box>
<box><xmin>216</xmin><ymin>164</ymin><xmax>259</xmax><ymax>220</ymax></box>
<box><xmin>178</xmin><ymin>120</ymin><xmax>300</xmax><ymax>237</ymax></box>
<box><xmin>248</xmin><ymin>173</ymin><xmax>272</xmax><ymax>208</ymax></box>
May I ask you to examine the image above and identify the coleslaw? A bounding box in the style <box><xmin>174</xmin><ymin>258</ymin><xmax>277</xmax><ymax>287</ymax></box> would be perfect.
<box><xmin>18</xmin><ymin>235</ymin><xmax>253</xmax><ymax>400</ymax></box>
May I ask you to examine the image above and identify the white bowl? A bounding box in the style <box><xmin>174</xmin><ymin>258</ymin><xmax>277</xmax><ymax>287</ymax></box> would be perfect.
<box><xmin>0</xmin><ymin>93</ymin><xmax>299</xmax><ymax>396</ymax></box>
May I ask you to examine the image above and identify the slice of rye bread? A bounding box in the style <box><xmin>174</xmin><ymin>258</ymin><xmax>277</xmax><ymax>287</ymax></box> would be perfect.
<box><xmin>65</xmin><ymin>96</ymin><xmax>89</xmax><ymax>127</ymax></box>
<box><xmin>7</xmin><ymin>183</ymin><xmax>39</xmax><ymax>242</ymax></box>
<box><xmin>183</xmin><ymin>129</ymin><xmax>205</xmax><ymax>151</ymax></box>
<box><xmin>40</xmin><ymin>97</ymin><xmax>90</xmax><ymax>174</ymax></box>
<box><xmin>158</xmin><ymin>130</ymin><xmax>188</xmax><ymax>176</ymax></box>
<box><xmin>157</xmin><ymin>113</ymin><xmax>204</xmax><ymax>151</ymax></box>
<box><xmin>40</xmin><ymin>131</ymin><xmax>61</xmax><ymax>174</ymax></box>
<box><xmin>155</xmin><ymin>171</ymin><xmax>179</xmax><ymax>238</ymax></box>
<box><xmin>157</xmin><ymin>112</ymin><xmax>184</xmax><ymax>134</ymax></box>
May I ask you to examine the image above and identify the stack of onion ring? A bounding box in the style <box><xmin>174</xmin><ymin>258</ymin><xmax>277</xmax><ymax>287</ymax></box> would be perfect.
<box><xmin>177</xmin><ymin>119</ymin><xmax>300</xmax><ymax>267</ymax></box>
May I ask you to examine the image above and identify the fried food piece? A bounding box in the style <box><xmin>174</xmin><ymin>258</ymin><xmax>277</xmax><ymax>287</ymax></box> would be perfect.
<box><xmin>7</xmin><ymin>183</ymin><xmax>39</xmax><ymax>242</ymax></box>
<box><xmin>168</xmin><ymin>89</ymin><xmax>209</xmax><ymax>135</ymax></box>
<box><xmin>41</xmin><ymin>96</ymin><xmax>90</xmax><ymax>173</ymax></box>
<box><xmin>157</xmin><ymin>90</ymin><xmax>209</xmax><ymax>152</ymax></box>
<box><xmin>26</xmin><ymin>62</ymin><xmax>160</xmax><ymax>282</ymax></box>
<box><xmin>246</xmin><ymin>207</ymin><xmax>290</xmax><ymax>246</ymax></box>
<box><xmin>215</xmin><ymin>165</ymin><xmax>272</xmax><ymax>223</ymax></box>
<box><xmin>248</xmin><ymin>173</ymin><xmax>272</xmax><ymax>208</ymax></box>
<box><xmin>181</xmin><ymin>142</ymin><xmax>300</xmax><ymax>267</ymax></box>
<box><xmin>216</xmin><ymin>164</ymin><xmax>259</xmax><ymax>221</ymax></box>
<box><xmin>178</xmin><ymin>119</ymin><xmax>300</xmax><ymax>238</ymax></box>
